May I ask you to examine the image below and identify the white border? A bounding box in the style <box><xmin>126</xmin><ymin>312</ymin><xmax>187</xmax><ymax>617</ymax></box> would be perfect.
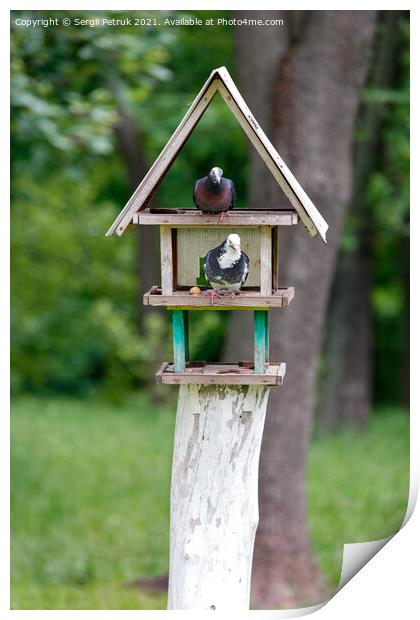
<box><xmin>4</xmin><ymin>3</ymin><xmax>416</xmax><ymax>618</ymax></box>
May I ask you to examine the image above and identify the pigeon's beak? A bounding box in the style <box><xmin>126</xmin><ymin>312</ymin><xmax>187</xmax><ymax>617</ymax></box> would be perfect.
<box><xmin>214</xmin><ymin>170</ymin><xmax>221</xmax><ymax>184</ymax></box>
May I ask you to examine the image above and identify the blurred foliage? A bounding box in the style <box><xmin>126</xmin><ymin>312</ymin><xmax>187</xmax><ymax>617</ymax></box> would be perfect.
<box><xmin>368</xmin><ymin>17</ymin><xmax>409</xmax><ymax>404</ymax></box>
<box><xmin>11</xmin><ymin>10</ymin><xmax>245</xmax><ymax>396</ymax></box>
<box><xmin>11</xmin><ymin>11</ymin><xmax>408</xmax><ymax>403</ymax></box>
<box><xmin>11</xmin><ymin>397</ymin><xmax>409</xmax><ymax>608</ymax></box>
<box><xmin>11</xmin><ymin>10</ymin><xmax>177</xmax><ymax>169</ymax></box>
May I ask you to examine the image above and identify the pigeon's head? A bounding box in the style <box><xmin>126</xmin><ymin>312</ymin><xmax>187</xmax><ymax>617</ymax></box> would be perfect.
<box><xmin>226</xmin><ymin>233</ymin><xmax>241</xmax><ymax>253</ymax></box>
<box><xmin>209</xmin><ymin>166</ymin><xmax>223</xmax><ymax>185</ymax></box>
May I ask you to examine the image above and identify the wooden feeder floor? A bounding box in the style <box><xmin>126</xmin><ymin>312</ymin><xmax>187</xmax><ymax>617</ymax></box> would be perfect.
<box><xmin>156</xmin><ymin>361</ymin><xmax>286</xmax><ymax>386</ymax></box>
<box><xmin>143</xmin><ymin>286</ymin><xmax>295</xmax><ymax>309</ymax></box>
<box><xmin>133</xmin><ymin>208</ymin><xmax>298</xmax><ymax>227</ymax></box>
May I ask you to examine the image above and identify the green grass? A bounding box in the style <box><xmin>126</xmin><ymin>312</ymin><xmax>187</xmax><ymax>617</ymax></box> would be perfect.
<box><xmin>308</xmin><ymin>410</ymin><xmax>410</xmax><ymax>586</ymax></box>
<box><xmin>11</xmin><ymin>396</ymin><xmax>409</xmax><ymax>609</ymax></box>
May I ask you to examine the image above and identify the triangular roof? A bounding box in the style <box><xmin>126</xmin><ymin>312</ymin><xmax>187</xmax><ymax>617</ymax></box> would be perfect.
<box><xmin>106</xmin><ymin>66</ymin><xmax>328</xmax><ymax>242</ymax></box>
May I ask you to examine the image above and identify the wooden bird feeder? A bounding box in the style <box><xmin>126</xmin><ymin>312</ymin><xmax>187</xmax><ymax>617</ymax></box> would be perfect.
<box><xmin>141</xmin><ymin>208</ymin><xmax>295</xmax><ymax>381</ymax></box>
<box><xmin>106</xmin><ymin>66</ymin><xmax>328</xmax><ymax>610</ymax></box>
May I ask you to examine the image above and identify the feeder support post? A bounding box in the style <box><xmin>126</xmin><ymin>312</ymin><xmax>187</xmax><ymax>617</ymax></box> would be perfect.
<box><xmin>168</xmin><ymin>384</ymin><xmax>270</xmax><ymax>610</ymax></box>
<box><xmin>172</xmin><ymin>310</ymin><xmax>189</xmax><ymax>372</ymax></box>
<box><xmin>254</xmin><ymin>310</ymin><xmax>269</xmax><ymax>374</ymax></box>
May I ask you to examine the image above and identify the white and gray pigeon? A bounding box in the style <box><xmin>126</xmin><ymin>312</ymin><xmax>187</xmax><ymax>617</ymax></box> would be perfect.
<box><xmin>203</xmin><ymin>233</ymin><xmax>250</xmax><ymax>303</ymax></box>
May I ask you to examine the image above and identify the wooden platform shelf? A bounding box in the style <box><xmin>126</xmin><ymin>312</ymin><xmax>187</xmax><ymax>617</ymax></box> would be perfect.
<box><xmin>156</xmin><ymin>361</ymin><xmax>286</xmax><ymax>386</ymax></box>
<box><xmin>143</xmin><ymin>286</ymin><xmax>295</xmax><ymax>309</ymax></box>
<box><xmin>133</xmin><ymin>208</ymin><xmax>298</xmax><ymax>227</ymax></box>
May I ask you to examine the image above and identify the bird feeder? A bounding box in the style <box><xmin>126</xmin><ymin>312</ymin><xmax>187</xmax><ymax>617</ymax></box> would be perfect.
<box><xmin>106</xmin><ymin>66</ymin><xmax>328</xmax><ymax>610</ymax></box>
<box><xmin>138</xmin><ymin>209</ymin><xmax>295</xmax><ymax>379</ymax></box>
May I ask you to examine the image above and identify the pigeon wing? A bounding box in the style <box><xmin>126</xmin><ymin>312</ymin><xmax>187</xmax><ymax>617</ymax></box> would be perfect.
<box><xmin>203</xmin><ymin>250</ymin><xmax>211</xmax><ymax>283</ymax></box>
<box><xmin>228</xmin><ymin>179</ymin><xmax>237</xmax><ymax>209</ymax></box>
<box><xmin>193</xmin><ymin>180</ymin><xmax>200</xmax><ymax>208</ymax></box>
<box><xmin>241</xmin><ymin>252</ymin><xmax>250</xmax><ymax>285</ymax></box>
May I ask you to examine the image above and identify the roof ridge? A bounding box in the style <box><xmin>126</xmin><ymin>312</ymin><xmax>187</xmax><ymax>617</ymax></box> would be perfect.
<box><xmin>106</xmin><ymin>66</ymin><xmax>328</xmax><ymax>242</ymax></box>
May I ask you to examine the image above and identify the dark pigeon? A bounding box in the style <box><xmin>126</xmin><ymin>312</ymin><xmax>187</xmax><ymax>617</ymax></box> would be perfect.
<box><xmin>204</xmin><ymin>233</ymin><xmax>249</xmax><ymax>303</ymax></box>
<box><xmin>193</xmin><ymin>166</ymin><xmax>236</xmax><ymax>220</ymax></box>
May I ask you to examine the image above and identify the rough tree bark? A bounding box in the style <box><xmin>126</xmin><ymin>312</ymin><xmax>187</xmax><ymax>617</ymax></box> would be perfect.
<box><xmin>318</xmin><ymin>11</ymin><xmax>400</xmax><ymax>431</ymax></box>
<box><xmin>114</xmin><ymin>107</ymin><xmax>159</xmax><ymax>302</ymax></box>
<box><xmin>318</xmin><ymin>239</ymin><xmax>372</xmax><ymax>430</ymax></box>
<box><xmin>168</xmin><ymin>385</ymin><xmax>270</xmax><ymax>610</ymax></box>
<box><xmin>225</xmin><ymin>11</ymin><xmax>377</xmax><ymax>608</ymax></box>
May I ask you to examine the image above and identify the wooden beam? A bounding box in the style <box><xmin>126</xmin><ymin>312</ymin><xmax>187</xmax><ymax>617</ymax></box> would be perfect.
<box><xmin>172</xmin><ymin>310</ymin><xmax>188</xmax><ymax>372</ymax></box>
<box><xmin>133</xmin><ymin>209</ymin><xmax>298</xmax><ymax>227</ymax></box>
<box><xmin>264</xmin><ymin>311</ymin><xmax>269</xmax><ymax>363</ymax></box>
<box><xmin>156</xmin><ymin>362</ymin><xmax>286</xmax><ymax>386</ymax></box>
<box><xmin>143</xmin><ymin>286</ymin><xmax>295</xmax><ymax>309</ymax></box>
<box><xmin>272</xmin><ymin>227</ymin><xmax>279</xmax><ymax>291</ymax></box>
<box><xmin>183</xmin><ymin>310</ymin><xmax>189</xmax><ymax>362</ymax></box>
<box><xmin>168</xmin><ymin>384</ymin><xmax>270</xmax><ymax>609</ymax></box>
<box><xmin>254</xmin><ymin>310</ymin><xmax>269</xmax><ymax>374</ymax></box>
<box><xmin>259</xmin><ymin>226</ymin><xmax>272</xmax><ymax>296</ymax></box>
<box><xmin>160</xmin><ymin>225</ymin><xmax>174</xmax><ymax>295</ymax></box>
<box><xmin>171</xmin><ymin>227</ymin><xmax>178</xmax><ymax>290</ymax></box>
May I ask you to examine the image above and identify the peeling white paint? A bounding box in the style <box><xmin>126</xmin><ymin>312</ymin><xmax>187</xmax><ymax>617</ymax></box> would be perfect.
<box><xmin>167</xmin><ymin>384</ymin><xmax>270</xmax><ymax>610</ymax></box>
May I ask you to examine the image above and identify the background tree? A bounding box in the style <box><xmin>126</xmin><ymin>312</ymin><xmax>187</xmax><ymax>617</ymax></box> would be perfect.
<box><xmin>227</xmin><ymin>10</ymin><xmax>377</xmax><ymax>608</ymax></box>
<box><xmin>318</xmin><ymin>11</ymin><xmax>408</xmax><ymax>431</ymax></box>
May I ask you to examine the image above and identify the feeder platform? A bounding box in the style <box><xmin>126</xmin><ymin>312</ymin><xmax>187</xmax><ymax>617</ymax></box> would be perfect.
<box><xmin>143</xmin><ymin>286</ymin><xmax>295</xmax><ymax>309</ymax></box>
<box><xmin>156</xmin><ymin>361</ymin><xmax>286</xmax><ymax>386</ymax></box>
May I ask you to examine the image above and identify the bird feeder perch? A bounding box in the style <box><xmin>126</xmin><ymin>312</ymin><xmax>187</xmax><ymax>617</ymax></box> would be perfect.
<box><xmin>106</xmin><ymin>66</ymin><xmax>328</xmax><ymax>610</ymax></box>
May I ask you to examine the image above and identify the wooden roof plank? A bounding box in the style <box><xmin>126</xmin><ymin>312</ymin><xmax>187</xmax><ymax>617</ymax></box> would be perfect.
<box><xmin>106</xmin><ymin>76</ymin><xmax>219</xmax><ymax>236</ymax></box>
<box><xmin>216</xmin><ymin>81</ymin><xmax>319</xmax><ymax>239</ymax></box>
<box><xmin>216</xmin><ymin>67</ymin><xmax>328</xmax><ymax>241</ymax></box>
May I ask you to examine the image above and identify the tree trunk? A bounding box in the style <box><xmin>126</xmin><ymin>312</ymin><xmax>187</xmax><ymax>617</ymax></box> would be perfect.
<box><xmin>168</xmin><ymin>384</ymin><xmax>269</xmax><ymax>610</ymax></box>
<box><xmin>318</xmin><ymin>11</ymin><xmax>400</xmax><ymax>431</ymax></box>
<box><xmin>318</xmin><ymin>233</ymin><xmax>372</xmax><ymax>430</ymax></box>
<box><xmin>114</xmin><ymin>107</ymin><xmax>159</xmax><ymax>300</ymax></box>
<box><xmin>113</xmin><ymin>102</ymin><xmax>163</xmax><ymax>387</ymax></box>
<box><xmin>227</xmin><ymin>11</ymin><xmax>377</xmax><ymax>608</ymax></box>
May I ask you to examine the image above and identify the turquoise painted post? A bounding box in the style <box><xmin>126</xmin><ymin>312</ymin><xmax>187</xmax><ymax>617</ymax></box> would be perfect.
<box><xmin>254</xmin><ymin>310</ymin><xmax>268</xmax><ymax>374</ymax></box>
<box><xmin>172</xmin><ymin>310</ymin><xmax>188</xmax><ymax>372</ymax></box>
<box><xmin>183</xmin><ymin>310</ymin><xmax>190</xmax><ymax>362</ymax></box>
<box><xmin>264</xmin><ymin>311</ymin><xmax>269</xmax><ymax>363</ymax></box>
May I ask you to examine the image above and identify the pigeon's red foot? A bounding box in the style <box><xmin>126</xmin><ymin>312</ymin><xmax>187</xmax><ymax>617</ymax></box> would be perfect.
<box><xmin>219</xmin><ymin>210</ymin><xmax>230</xmax><ymax>222</ymax></box>
<box><xmin>230</xmin><ymin>291</ymin><xmax>240</xmax><ymax>299</ymax></box>
<box><xmin>205</xmin><ymin>289</ymin><xmax>221</xmax><ymax>305</ymax></box>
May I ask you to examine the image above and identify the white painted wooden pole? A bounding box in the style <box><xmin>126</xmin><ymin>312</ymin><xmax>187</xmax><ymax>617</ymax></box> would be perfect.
<box><xmin>167</xmin><ymin>384</ymin><xmax>270</xmax><ymax>610</ymax></box>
